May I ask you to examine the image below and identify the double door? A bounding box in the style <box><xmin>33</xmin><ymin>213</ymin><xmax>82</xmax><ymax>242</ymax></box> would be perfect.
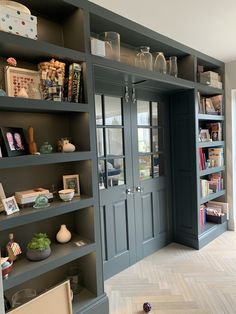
<box><xmin>95</xmin><ymin>83</ymin><xmax>171</xmax><ymax>279</ymax></box>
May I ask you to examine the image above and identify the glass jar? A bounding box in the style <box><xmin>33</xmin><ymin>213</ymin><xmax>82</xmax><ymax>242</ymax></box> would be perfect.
<box><xmin>154</xmin><ymin>52</ymin><xmax>167</xmax><ymax>74</ymax></box>
<box><xmin>169</xmin><ymin>56</ymin><xmax>178</xmax><ymax>77</ymax></box>
<box><xmin>39</xmin><ymin>141</ymin><xmax>53</xmax><ymax>154</ymax></box>
<box><xmin>135</xmin><ymin>46</ymin><xmax>153</xmax><ymax>71</ymax></box>
<box><xmin>99</xmin><ymin>32</ymin><xmax>120</xmax><ymax>61</ymax></box>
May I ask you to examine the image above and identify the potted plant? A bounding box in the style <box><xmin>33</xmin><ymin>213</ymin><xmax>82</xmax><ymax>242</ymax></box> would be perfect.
<box><xmin>26</xmin><ymin>233</ymin><xmax>51</xmax><ymax>261</ymax></box>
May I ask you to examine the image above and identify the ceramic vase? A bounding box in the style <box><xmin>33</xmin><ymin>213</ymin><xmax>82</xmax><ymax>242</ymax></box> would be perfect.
<box><xmin>56</xmin><ymin>224</ymin><xmax>71</xmax><ymax>243</ymax></box>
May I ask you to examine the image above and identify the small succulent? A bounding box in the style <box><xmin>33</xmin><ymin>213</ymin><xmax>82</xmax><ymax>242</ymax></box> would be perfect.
<box><xmin>143</xmin><ymin>302</ymin><xmax>152</xmax><ymax>313</ymax></box>
<box><xmin>27</xmin><ymin>233</ymin><xmax>51</xmax><ymax>250</ymax></box>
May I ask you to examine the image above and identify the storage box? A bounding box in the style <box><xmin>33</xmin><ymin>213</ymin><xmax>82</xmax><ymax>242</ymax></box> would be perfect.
<box><xmin>200</xmin><ymin>71</ymin><xmax>219</xmax><ymax>88</ymax></box>
<box><xmin>0</xmin><ymin>5</ymin><xmax>37</xmax><ymax>39</ymax></box>
<box><xmin>206</xmin><ymin>213</ymin><xmax>227</xmax><ymax>224</ymax></box>
<box><xmin>90</xmin><ymin>37</ymin><xmax>106</xmax><ymax>57</ymax></box>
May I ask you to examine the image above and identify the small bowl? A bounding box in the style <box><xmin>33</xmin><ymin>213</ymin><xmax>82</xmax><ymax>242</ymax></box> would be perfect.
<box><xmin>58</xmin><ymin>189</ymin><xmax>75</xmax><ymax>202</ymax></box>
<box><xmin>2</xmin><ymin>260</ymin><xmax>13</xmax><ymax>279</ymax></box>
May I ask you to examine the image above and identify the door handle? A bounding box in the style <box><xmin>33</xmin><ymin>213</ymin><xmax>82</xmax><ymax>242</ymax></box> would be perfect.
<box><xmin>136</xmin><ymin>186</ymin><xmax>144</xmax><ymax>193</ymax></box>
<box><xmin>126</xmin><ymin>188</ymin><xmax>135</xmax><ymax>195</ymax></box>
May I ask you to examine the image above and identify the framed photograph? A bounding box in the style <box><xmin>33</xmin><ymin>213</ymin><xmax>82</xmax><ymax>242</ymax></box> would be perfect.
<box><xmin>0</xmin><ymin>182</ymin><xmax>6</xmax><ymax>213</ymax></box>
<box><xmin>0</xmin><ymin>127</ymin><xmax>27</xmax><ymax>157</ymax></box>
<box><xmin>199</xmin><ymin>129</ymin><xmax>210</xmax><ymax>142</ymax></box>
<box><xmin>5</xmin><ymin>66</ymin><xmax>41</xmax><ymax>98</ymax></box>
<box><xmin>0</xmin><ymin>145</ymin><xmax>2</xmax><ymax>158</ymax></box>
<box><xmin>2</xmin><ymin>196</ymin><xmax>20</xmax><ymax>215</ymax></box>
<box><xmin>63</xmin><ymin>174</ymin><xmax>80</xmax><ymax>196</ymax></box>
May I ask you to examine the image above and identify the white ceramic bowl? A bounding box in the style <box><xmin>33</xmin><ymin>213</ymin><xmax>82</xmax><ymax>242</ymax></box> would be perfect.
<box><xmin>58</xmin><ymin>189</ymin><xmax>75</xmax><ymax>201</ymax></box>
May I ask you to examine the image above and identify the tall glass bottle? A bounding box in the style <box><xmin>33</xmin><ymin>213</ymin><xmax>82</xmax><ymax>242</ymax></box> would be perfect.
<box><xmin>169</xmin><ymin>56</ymin><xmax>178</xmax><ymax>77</ymax></box>
<box><xmin>154</xmin><ymin>52</ymin><xmax>167</xmax><ymax>74</ymax></box>
<box><xmin>135</xmin><ymin>46</ymin><xmax>153</xmax><ymax>71</ymax></box>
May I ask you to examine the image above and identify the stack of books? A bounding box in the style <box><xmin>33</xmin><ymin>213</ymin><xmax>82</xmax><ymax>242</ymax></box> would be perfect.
<box><xmin>15</xmin><ymin>188</ymin><xmax>53</xmax><ymax>208</ymax></box>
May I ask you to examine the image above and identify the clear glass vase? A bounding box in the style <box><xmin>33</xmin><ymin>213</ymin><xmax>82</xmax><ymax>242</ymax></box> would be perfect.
<box><xmin>169</xmin><ymin>56</ymin><xmax>178</xmax><ymax>77</ymax></box>
<box><xmin>154</xmin><ymin>52</ymin><xmax>167</xmax><ymax>74</ymax></box>
<box><xmin>135</xmin><ymin>46</ymin><xmax>153</xmax><ymax>71</ymax></box>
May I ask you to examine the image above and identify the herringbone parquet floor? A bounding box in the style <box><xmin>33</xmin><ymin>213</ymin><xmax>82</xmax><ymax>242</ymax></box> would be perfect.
<box><xmin>105</xmin><ymin>231</ymin><xmax>236</xmax><ymax>314</ymax></box>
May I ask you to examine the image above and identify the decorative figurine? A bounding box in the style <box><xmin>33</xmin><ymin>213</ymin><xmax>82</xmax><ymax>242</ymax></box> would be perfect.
<box><xmin>143</xmin><ymin>302</ymin><xmax>152</xmax><ymax>313</ymax></box>
<box><xmin>63</xmin><ymin>142</ymin><xmax>76</xmax><ymax>152</ymax></box>
<box><xmin>39</xmin><ymin>141</ymin><xmax>53</xmax><ymax>154</ymax></box>
<box><xmin>6</xmin><ymin>233</ymin><xmax>21</xmax><ymax>262</ymax></box>
<box><xmin>28</xmin><ymin>126</ymin><xmax>38</xmax><ymax>154</ymax></box>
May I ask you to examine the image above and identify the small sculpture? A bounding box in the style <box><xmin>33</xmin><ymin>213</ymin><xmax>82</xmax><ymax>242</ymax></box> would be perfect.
<box><xmin>27</xmin><ymin>126</ymin><xmax>38</xmax><ymax>154</ymax></box>
<box><xmin>6</xmin><ymin>233</ymin><xmax>21</xmax><ymax>262</ymax></box>
<box><xmin>40</xmin><ymin>141</ymin><xmax>53</xmax><ymax>154</ymax></box>
<box><xmin>56</xmin><ymin>224</ymin><xmax>71</xmax><ymax>243</ymax></box>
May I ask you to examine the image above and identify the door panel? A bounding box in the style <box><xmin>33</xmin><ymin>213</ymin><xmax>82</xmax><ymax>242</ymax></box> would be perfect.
<box><xmin>95</xmin><ymin>84</ymin><xmax>171</xmax><ymax>278</ymax></box>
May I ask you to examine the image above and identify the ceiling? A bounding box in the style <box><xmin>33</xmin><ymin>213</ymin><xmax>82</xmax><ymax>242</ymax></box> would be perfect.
<box><xmin>90</xmin><ymin>0</ymin><xmax>236</xmax><ymax>63</ymax></box>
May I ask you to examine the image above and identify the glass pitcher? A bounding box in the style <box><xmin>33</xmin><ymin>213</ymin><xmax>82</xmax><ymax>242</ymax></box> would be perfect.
<box><xmin>135</xmin><ymin>46</ymin><xmax>153</xmax><ymax>71</ymax></box>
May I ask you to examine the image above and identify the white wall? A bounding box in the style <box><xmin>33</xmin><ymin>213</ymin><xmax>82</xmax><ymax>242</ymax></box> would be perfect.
<box><xmin>225</xmin><ymin>61</ymin><xmax>236</xmax><ymax>230</ymax></box>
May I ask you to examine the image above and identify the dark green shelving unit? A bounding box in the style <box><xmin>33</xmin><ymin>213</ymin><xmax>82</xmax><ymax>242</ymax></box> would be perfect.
<box><xmin>0</xmin><ymin>0</ymin><xmax>227</xmax><ymax>312</ymax></box>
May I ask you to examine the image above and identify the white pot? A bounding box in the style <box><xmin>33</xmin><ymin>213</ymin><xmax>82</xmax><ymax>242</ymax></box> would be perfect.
<box><xmin>56</xmin><ymin>224</ymin><xmax>71</xmax><ymax>243</ymax></box>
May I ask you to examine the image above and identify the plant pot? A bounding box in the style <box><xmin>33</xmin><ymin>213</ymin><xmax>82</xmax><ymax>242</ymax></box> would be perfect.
<box><xmin>26</xmin><ymin>247</ymin><xmax>51</xmax><ymax>261</ymax></box>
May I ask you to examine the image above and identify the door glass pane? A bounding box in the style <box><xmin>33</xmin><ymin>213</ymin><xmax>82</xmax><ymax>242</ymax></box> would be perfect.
<box><xmin>139</xmin><ymin>155</ymin><xmax>152</xmax><ymax>180</ymax></box>
<box><xmin>152</xmin><ymin>102</ymin><xmax>158</xmax><ymax>126</ymax></box>
<box><xmin>95</xmin><ymin>94</ymin><xmax>103</xmax><ymax>125</ymax></box>
<box><xmin>153</xmin><ymin>154</ymin><xmax>164</xmax><ymax>177</ymax></box>
<box><xmin>153</xmin><ymin>127</ymin><xmax>164</xmax><ymax>152</ymax></box>
<box><xmin>98</xmin><ymin>160</ymin><xmax>106</xmax><ymax>189</ymax></box>
<box><xmin>96</xmin><ymin>128</ymin><xmax>104</xmax><ymax>157</ymax></box>
<box><xmin>105</xmin><ymin>128</ymin><xmax>123</xmax><ymax>155</ymax></box>
<box><xmin>107</xmin><ymin>158</ymin><xmax>125</xmax><ymax>187</ymax></box>
<box><xmin>137</xmin><ymin>100</ymin><xmax>150</xmax><ymax>125</ymax></box>
<box><xmin>138</xmin><ymin>128</ymin><xmax>151</xmax><ymax>152</ymax></box>
<box><xmin>104</xmin><ymin>96</ymin><xmax>122</xmax><ymax>125</ymax></box>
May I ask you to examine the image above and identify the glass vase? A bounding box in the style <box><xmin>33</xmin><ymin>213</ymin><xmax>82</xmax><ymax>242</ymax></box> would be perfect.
<box><xmin>154</xmin><ymin>52</ymin><xmax>167</xmax><ymax>74</ymax></box>
<box><xmin>169</xmin><ymin>56</ymin><xmax>178</xmax><ymax>77</ymax></box>
<box><xmin>135</xmin><ymin>46</ymin><xmax>153</xmax><ymax>71</ymax></box>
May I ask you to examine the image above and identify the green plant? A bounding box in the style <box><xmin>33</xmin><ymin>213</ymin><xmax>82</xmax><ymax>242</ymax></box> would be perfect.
<box><xmin>27</xmin><ymin>233</ymin><xmax>51</xmax><ymax>250</ymax></box>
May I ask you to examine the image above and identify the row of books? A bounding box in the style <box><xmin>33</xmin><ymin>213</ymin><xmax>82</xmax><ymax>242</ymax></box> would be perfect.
<box><xmin>200</xmin><ymin>201</ymin><xmax>229</xmax><ymax>226</ymax></box>
<box><xmin>197</xmin><ymin>93</ymin><xmax>223</xmax><ymax>115</ymax></box>
<box><xmin>200</xmin><ymin>172</ymin><xmax>223</xmax><ymax>198</ymax></box>
<box><xmin>199</xmin><ymin>147</ymin><xmax>224</xmax><ymax>170</ymax></box>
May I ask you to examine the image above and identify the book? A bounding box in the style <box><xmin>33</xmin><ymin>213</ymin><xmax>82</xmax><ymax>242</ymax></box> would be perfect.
<box><xmin>15</xmin><ymin>188</ymin><xmax>50</xmax><ymax>199</ymax></box>
<box><xmin>15</xmin><ymin>192</ymin><xmax>53</xmax><ymax>204</ymax></box>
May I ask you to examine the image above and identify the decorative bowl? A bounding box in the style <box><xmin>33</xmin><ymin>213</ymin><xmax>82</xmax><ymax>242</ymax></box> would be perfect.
<box><xmin>58</xmin><ymin>189</ymin><xmax>74</xmax><ymax>202</ymax></box>
<box><xmin>1</xmin><ymin>260</ymin><xmax>13</xmax><ymax>279</ymax></box>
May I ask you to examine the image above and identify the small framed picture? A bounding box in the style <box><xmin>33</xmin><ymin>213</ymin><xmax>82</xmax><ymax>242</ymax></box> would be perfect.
<box><xmin>2</xmin><ymin>196</ymin><xmax>20</xmax><ymax>215</ymax></box>
<box><xmin>63</xmin><ymin>174</ymin><xmax>80</xmax><ymax>196</ymax></box>
<box><xmin>0</xmin><ymin>145</ymin><xmax>2</xmax><ymax>158</ymax></box>
<box><xmin>0</xmin><ymin>127</ymin><xmax>27</xmax><ymax>157</ymax></box>
<box><xmin>199</xmin><ymin>129</ymin><xmax>210</xmax><ymax>142</ymax></box>
<box><xmin>5</xmin><ymin>66</ymin><xmax>41</xmax><ymax>98</ymax></box>
<box><xmin>0</xmin><ymin>182</ymin><xmax>6</xmax><ymax>213</ymax></box>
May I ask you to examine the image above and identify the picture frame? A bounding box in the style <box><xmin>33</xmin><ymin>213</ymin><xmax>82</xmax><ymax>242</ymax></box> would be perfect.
<box><xmin>199</xmin><ymin>129</ymin><xmax>210</xmax><ymax>142</ymax></box>
<box><xmin>0</xmin><ymin>182</ymin><xmax>6</xmax><ymax>213</ymax></box>
<box><xmin>2</xmin><ymin>196</ymin><xmax>20</xmax><ymax>215</ymax></box>
<box><xmin>0</xmin><ymin>127</ymin><xmax>27</xmax><ymax>157</ymax></box>
<box><xmin>63</xmin><ymin>174</ymin><xmax>80</xmax><ymax>196</ymax></box>
<box><xmin>5</xmin><ymin>66</ymin><xmax>41</xmax><ymax>98</ymax></box>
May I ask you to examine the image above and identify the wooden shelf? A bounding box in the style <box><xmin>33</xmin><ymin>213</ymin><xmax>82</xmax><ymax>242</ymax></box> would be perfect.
<box><xmin>196</xmin><ymin>83</ymin><xmax>224</xmax><ymax>95</ymax></box>
<box><xmin>197</xmin><ymin>141</ymin><xmax>224</xmax><ymax>148</ymax></box>
<box><xmin>0</xmin><ymin>97</ymin><xmax>89</xmax><ymax>113</ymax></box>
<box><xmin>92</xmin><ymin>55</ymin><xmax>195</xmax><ymax>93</ymax></box>
<box><xmin>198</xmin><ymin>114</ymin><xmax>224</xmax><ymax>121</ymax></box>
<box><xmin>0</xmin><ymin>31</ymin><xmax>86</xmax><ymax>63</ymax></box>
<box><xmin>199</xmin><ymin>166</ymin><xmax>225</xmax><ymax>177</ymax></box>
<box><xmin>200</xmin><ymin>189</ymin><xmax>226</xmax><ymax>204</ymax></box>
<box><xmin>0</xmin><ymin>195</ymin><xmax>93</xmax><ymax>231</ymax></box>
<box><xmin>0</xmin><ymin>152</ymin><xmax>92</xmax><ymax>169</ymax></box>
<box><xmin>3</xmin><ymin>235</ymin><xmax>96</xmax><ymax>291</ymax></box>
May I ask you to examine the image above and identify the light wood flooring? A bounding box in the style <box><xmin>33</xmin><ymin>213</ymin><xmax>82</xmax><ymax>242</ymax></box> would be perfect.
<box><xmin>105</xmin><ymin>231</ymin><xmax>236</xmax><ymax>314</ymax></box>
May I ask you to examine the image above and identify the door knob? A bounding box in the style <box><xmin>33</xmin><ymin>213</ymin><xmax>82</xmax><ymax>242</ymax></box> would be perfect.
<box><xmin>136</xmin><ymin>186</ymin><xmax>144</xmax><ymax>193</ymax></box>
<box><xmin>126</xmin><ymin>188</ymin><xmax>134</xmax><ymax>195</ymax></box>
